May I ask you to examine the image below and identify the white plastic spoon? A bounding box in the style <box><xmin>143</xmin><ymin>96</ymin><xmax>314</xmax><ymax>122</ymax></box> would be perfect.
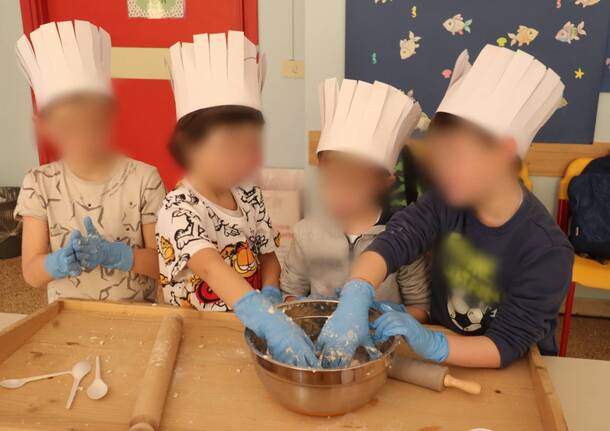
<box><xmin>86</xmin><ymin>356</ymin><xmax>108</xmax><ymax>400</ymax></box>
<box><xmin>65</xmin><ymin>360</ymin><xmax>91</xmax><ymax>409</ymax></box>
<box><xmin>0</xmin><ymin>370</ymin><xmax>71</xmax><ymax>389</ymax></box>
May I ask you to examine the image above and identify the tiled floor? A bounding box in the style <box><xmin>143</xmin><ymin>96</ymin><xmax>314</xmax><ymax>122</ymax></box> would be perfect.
<box><xmin>1</xmin><ymin>257</ymin><xmax>609</xmax><ymax>360</ymax></box>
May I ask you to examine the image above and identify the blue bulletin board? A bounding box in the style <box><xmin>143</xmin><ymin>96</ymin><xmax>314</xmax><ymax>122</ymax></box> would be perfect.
<box><xmin>346</xmin><ymin>0</ymin><xmax>610</xmax><ymax>144</ymax></box>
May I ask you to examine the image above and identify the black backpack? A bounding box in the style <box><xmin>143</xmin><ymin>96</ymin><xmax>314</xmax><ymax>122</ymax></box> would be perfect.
<box><xmin>568</xmin><ymin>155</ymin><xmax>610</xmax><ymax>260</ymax></box>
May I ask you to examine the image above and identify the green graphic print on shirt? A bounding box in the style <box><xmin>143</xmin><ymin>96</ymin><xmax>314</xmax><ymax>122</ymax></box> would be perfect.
<box><xmin>441</xmin><ymin>233</ymin><xmax>500</xmax><ymax>333</ymax></box>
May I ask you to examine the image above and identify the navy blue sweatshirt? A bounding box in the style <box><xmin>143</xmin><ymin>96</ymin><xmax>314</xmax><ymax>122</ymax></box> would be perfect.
<box><xmin>368</xmin><ymin>188</ymin><xmax>574</xmax><ymax>367</ymax></box>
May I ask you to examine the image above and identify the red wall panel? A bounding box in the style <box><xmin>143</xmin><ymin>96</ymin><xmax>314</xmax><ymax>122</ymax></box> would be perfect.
<box><xmin>19</xmin><ymin>0</ymin><xmax>259</xmax><ymax>187</ymax></box>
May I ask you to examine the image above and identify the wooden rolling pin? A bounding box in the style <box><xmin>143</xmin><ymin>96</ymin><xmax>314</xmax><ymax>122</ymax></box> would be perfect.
<box><xmin>388</xmin><ymin>355</ymin><xmax>481</xmax><ymax>395</ymax></box>
<box><xmin>128</xmin><ymin>314</ymin><xmax>183</xmax><ymax>431</ymax></box>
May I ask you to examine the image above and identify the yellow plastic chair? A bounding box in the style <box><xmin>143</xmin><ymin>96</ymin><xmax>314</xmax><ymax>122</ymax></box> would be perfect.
<box><xmin>519</xmin><ymin>164</ymin><xmax>533</xmax><ymax>192</ymax></box>
<box><xmin>556</xmin><ymin>158</ymin><xmax>610</xmax><ymax>356</ymax></box>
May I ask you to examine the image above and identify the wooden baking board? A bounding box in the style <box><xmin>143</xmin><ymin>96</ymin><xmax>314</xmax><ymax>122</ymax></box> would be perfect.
<box><xmin>0</xmin><ymin>300</ymin><xmax>566</xmax><ymax>431</ymax></box>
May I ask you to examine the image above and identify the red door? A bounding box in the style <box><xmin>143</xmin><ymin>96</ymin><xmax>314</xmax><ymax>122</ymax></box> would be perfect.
<box><xmin>19</xmin><ymin>0</ymin><xmax>258</xmax><ymax>188</ymax></box>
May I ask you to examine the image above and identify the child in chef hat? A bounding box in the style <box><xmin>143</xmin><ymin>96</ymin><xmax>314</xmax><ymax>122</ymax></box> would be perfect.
<box><xmin>156</xmin><ymin>31</ymin><xmax>317</xmax><ymax>367</ymax></box>
<box><xmin>280</xmin><ymin>78</ymin><xmax>430</xmax><ymax>322</ymax></box>
<box><xmin>14</xmin><ymin>21</ymin><xmax>165</xmax><ymax>303</ymax></box>
<box><xmin>316</xmin><ymin>45</ymin><xmax>573</xmax><ymax>369</ymax></box>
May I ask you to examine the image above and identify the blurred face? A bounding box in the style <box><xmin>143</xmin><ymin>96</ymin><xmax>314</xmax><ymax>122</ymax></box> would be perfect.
<box><xmin>36</xmin><ymin>95</ymin><xmax>116</xmax><ymax>162</ymax></box>
<box><xmin>188</xmin><ymin>123</ymin><xmax>263</xmax><ymax>189</ymax></box>
<box><xmin>426</xmin><ymin>127</ymin><xmax>517</xmax><ymax>207</ymax></box>
<box><xmin>318</xmin><ymin>151</ymin><xmax>393</xmax><ymax>220</ymax></box>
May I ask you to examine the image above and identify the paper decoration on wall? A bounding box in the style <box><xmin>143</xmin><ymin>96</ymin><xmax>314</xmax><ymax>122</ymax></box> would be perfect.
<box><xmin>557</xmin><ymin>0</ymin><xmax>562</xmax><ymax>9</ymax></box>
<box><xmin>575</xmin><ymin>67</ymin><xmax>585</xmax><ymax>79</ymax></box>
<box><xmin>127</xmin><ymin>0</ymin><xmax>185</xmax><ymax>19</ymax></box>
<box><xmin>346</xmin><ymin>0</ymin><xmax>610</xmax><ymax>144</ymax></box>
<box><xmin>508</xmin><ymin>26</ymin><xmax>539</xmax><ymax>47</ymax></box>
<box><xmin>400</xmin><ymin>32</ymin><xmax>421</xmax><ymax>59</ymax></box>
<box><xmin>411</xmin><ymin>6</ymin><xmax>417</xmax><ymax>18</ymax></box>
<box><xmin>372</xmin><ymin>52</ymin><xmax>378</xmax><ymax>64</ymax></box>
<box><xmin>555</xmin><ymin>21</ymin><xmax>586</xmax><ymax>43</ymax></box>
<box><xmin>441</xmin><ymin>69</ymin><xmax>452</xmax><ymax>79</ymax></box>
<box><xmin>558</xmin><ymin>97</ymin><xmax>569</xmax><ymax>109</ymax></box>
<box><xmin>575</xmin><ymin>0</ymin><xmax>600</xmax><ymax>8</ymax></box>
<box><xmin>443</xmin><ymin>14</ymin><xmax>472</xmax><ymax>36</ymax></box>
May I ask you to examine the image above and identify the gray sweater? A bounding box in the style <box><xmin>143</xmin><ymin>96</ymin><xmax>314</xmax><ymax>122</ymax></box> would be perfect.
<box><xmin>280</xmin><ymin>212</ymin><xmax>430</xmax><ymax>310</ymax></box>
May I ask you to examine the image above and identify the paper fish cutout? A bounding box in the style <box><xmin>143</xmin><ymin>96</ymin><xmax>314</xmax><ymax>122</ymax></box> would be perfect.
<box><xmin>417</xmin><ymin>112</ymin><xmax>431</xmax><ymax>132</ymax></box>
<box><xmin>400</xmin><ymin>32</ymin><xmax>422</xmax><ymax>60</ymax></box>
<box><xmin>508</xmin><ymin>26</ymin><xmax>539</xmax><ymax>47</ymax></box>
<box><xmin>443</xmin><ymin>14</ymin><xmax>472</xmax><ymax>35</ymax></box>
<box><xmin>372</xmin><ymin>52</ymin><xmax>378</xmax><ymax>64</ymax></box>
<box><xmin>556</xmin><ymin>21</ymin><xmax>586</xmax><ymax>44</ymax></box>
<box><xmin>557</xmin><ymin>97</ymin><xmax>568</xmax><ymax>109</ymax></box>
<box><xmin>411</xmin><ymin>6</ymin><xmax>417</xmax><ymax>18</ymax></box>
<box><xmin>574</xmin><ymin>67</ymin><xmax>585</xmax><ymax>79</ymax></box>
<box><xmin>557</xmin><ymin>0</ymin><xmax>562</xmax><ymax>8</ymax></box>
<box><xmin>497</xmin><ymin>37</ymin><xmax>508</xmax><ymax>47</ymax></box>
<box><xmin>441</xmin><ymin>69</ymin><xmax>452</xmax><ymax>79</ymax></box>
<box><xmin>575</xmin><ymin>0</ymin><xmax>600</xmax><ymax>7</ymax></box>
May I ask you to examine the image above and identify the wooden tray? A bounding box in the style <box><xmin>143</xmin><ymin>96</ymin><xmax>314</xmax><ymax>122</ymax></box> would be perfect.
<box><xmin>0</xmin><ymin>300</ymin><xmax>567</xmax><ymax>431</ymax></box>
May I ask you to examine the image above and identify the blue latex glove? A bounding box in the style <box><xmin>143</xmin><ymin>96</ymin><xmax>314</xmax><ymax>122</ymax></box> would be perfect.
<box><xmin>316</xmin><ymin>279</ymin><xmax>381</xmax><ymax>368</ymax></box>
<box><xmin>260</xmin><ymin>285</ymin><xmax>283</xmax><ymax>305</ymax></box>
<box><xmin>44</xmin><ymin>230</ymin><xmax>82</xmax><ymax>279</ymax></box>
<box><xmin>73</xmin><ymin>216</ymin><xmax>133</xmax><ymax>272</ymax></box>
<box><xmin>234</xmin><ymin>290</ymin><xmax>318</xmax><ymax>368</ymax></box>
<box><xmin>372</xmin><ymin>301</ymin><xmax>406</xmax><ymax>313</ymax></box>
<box><xmin>372</xmin><ymin>311</ymin><xmax>449</xmax><ymax>363</ymax></box>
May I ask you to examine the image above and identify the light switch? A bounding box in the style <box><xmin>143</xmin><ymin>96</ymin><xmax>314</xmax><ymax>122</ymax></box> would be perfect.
<box><xmin>282</xmin><ymin>60</ymin><xmax>304</xmax><ymax>79</ymax></box>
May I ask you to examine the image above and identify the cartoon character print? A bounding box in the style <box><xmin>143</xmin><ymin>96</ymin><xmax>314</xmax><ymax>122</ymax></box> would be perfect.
<box><xmin>158</xmin><ymin>236</ymin><xmax>175</xmax><ymax>265</ymax></box>
<box><xmin>172</xmin><ymin>208</ymin><xmax>209</xmax><ymax>250</ymax></box>
<box><xmin>238</xmin><ymin>186</ymin><xmax>267</xmax><ymax>224</ymax></box>
<box><xmin>220</xmin><ymin>241</ymin><xmax>262</xmax><ymax>291</ymax></box>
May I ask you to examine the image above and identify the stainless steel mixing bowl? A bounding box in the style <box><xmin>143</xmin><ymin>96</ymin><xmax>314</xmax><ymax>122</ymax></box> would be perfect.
<box><xmin>244</xmin><ymin>300</ymin><xmax>399</xmax><ymax>416</ymax></box>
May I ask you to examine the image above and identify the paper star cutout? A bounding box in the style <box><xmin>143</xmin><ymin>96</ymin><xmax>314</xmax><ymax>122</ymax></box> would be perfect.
<box><xmin>574</xmin><ymin>68</ymin><xmax>585</xmax><ymax>79</ymax></box>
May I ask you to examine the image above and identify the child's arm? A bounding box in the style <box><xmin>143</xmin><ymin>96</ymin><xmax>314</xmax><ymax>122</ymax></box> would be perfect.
<box><xmin>260</xmin><ymin>252</ymin><xmax>281</xmax><ymax>287</ymax></box>
<box><xmin>396</xmin><ymin>255</ymin><xmax>431</xmax><ymax>323</ymax></box>
<box><xmin>317</xmin><ymin>193</ymin><xmax>445</xmax><ymax>367</ymax></box>
<box><xmin>374</xmin><ymin>245</ymin><xmax>573</xmax><ymax>368</ymax></box>
<box><xmin>21</xmin><ymin>216</ymin><xmax>81</xmax><ymax>287</ymax></box>
<box><xmin>188</xmin><ymin>247</ymin><xmax>317</xmax><ymax>367</ymax></box>
<box><xmin>188</xmin><ymin>248</ymin><xmax>254</xmax><ymax>307</ymax></box>
<box><xmin>130</xmin><ymin>223</ymin><xmax>160</xmax><ymax>279</ymax></box>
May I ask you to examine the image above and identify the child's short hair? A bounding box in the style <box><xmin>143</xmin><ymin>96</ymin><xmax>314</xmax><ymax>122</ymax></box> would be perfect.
<box><xmin>428</xmin><ymin>112</ymin><xmax>495</xmax><ymax>143</ymax></box>
<box><xmin>169</xmin><ymin>105</ymin><xmax>264</xmax><ymax>168</ymax></box>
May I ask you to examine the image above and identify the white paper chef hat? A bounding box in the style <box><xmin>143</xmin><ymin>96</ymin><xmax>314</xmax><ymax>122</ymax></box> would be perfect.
<box><xmin>436</xmin><ymin>45</ymin><xmax>564</xmax><ymax>158</ymax></box>
<box><xmin>15</xmin><ymin>20</ymin><xmax>112</xmax><ymax>110</ymax></box>
<box><xmin>317</xmin><ymin>78</ymin><xmax>422</xmax><ymax>173</ymax></box>
<box><xmin>169</xmin><ymin>31</ymin><xmax>266</xmax><ymax>119</ymax></box>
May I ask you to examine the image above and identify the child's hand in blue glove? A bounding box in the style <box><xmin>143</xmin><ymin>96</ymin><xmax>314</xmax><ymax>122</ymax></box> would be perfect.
<box><xmin>373</xmin><ymin>311</ymin><xmax>449</xmax><ymax>363</ymax></box>
<box><xmin>74</xmin><ymin>216</ymin><xmax>133</xmax><ymax>272</ymax></box>
<box><xmin>260</xmin><ymin>285</ymin><xmax>283</xmax><ymax>305</ymax></box>
<box><xmin>316</xmin><ymin>279</ymin><xmax>381</xmax><ymax>368</ymax></box>
<box><xmin>372</xmin><ymin>301</ymin><xmax>406</xmax><ymax>313</ymax></box>
<box><xmin>234</xmin><ymin>290</ymin><xmax>318</xmax><ymax>368</ymax></box>
<box><xmin>44</xmin><ymin>230</ymin><xmax>82</xmax><ymax>279</ymax></box>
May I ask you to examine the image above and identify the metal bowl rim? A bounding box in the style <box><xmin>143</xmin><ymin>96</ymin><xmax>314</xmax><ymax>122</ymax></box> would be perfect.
<box><xmin>244</xmin><ymin>299</ymin><xmax>400</xmax><ymax>373</ymax></box>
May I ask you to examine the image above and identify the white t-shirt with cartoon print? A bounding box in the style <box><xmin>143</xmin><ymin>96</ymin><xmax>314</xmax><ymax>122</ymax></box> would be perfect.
<box><xmin>155</xmin><ymin>180</ymin><xmax>279</xmax><ymax>311</ymax></box>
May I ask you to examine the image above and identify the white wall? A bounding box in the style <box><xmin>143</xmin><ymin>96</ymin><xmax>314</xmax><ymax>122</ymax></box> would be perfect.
<box><xmin>0</xmin><ymin>0</ymin><xmax>37</xmax><ymax>187</ymax></box>
<box><xmin>259</xmin><ymin>0</ymin><xmax>305</xmax><ymax>169</ymax></box>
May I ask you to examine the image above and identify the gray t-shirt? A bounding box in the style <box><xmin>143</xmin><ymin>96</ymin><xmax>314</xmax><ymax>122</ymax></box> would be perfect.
<box><xmin>15</xmin><ymin>157</ymin><xmax>166</xmax><ymax>303</ymax></box>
